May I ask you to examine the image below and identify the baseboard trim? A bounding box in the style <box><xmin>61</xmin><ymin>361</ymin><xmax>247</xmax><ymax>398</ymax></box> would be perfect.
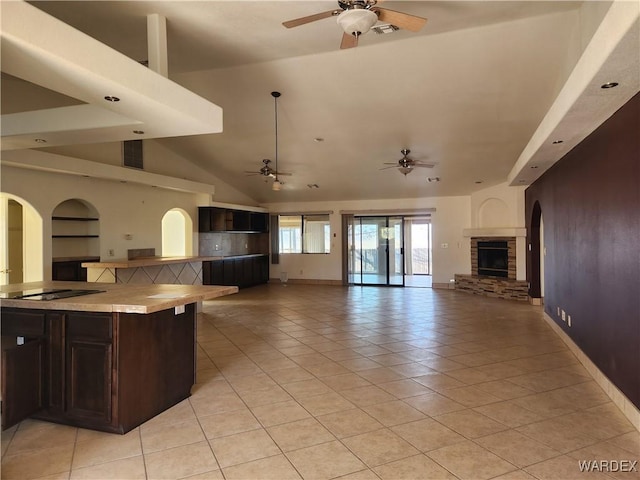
<box><xmin>269</xmin><ymin>278</ymin><xmax>343</xmax><ymax>286</ymax></box>
<box><xmin>543</xmin><ymin>312</ymin><xmax>640</xmax><ymax>432</ymax></box>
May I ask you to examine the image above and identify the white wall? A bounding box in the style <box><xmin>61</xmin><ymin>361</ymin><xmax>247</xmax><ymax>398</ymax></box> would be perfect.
<box><xmin>469</xmin><ymin>182</ymin><xmax>527</xmax><ymax>280</ymax></box>
<box><xmin>264</xmin><ymin>196</ymin><xmax>471</xmax><ymax>286</ymax></box>
<box><xmin>2</xmin><ymin>165</ymin><xmax>206</xmax><ymax>280</ymax></box>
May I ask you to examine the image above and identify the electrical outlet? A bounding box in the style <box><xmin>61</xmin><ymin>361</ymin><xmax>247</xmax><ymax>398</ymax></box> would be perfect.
<box><xmin>561</xmin><ymin>310</ymin><xmax>566</xmax><ymax>321</ymax></box>
<box><xmin>108</xmin><ymin>249</ymin><xmax>115</xmax><ymax>257</ymax></box>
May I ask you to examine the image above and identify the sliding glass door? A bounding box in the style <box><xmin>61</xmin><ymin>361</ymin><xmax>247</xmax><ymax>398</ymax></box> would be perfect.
<box><xmin>349</xmin><ymin>216</ymin><xmax>404</xmax><ymax>286</ymax></box>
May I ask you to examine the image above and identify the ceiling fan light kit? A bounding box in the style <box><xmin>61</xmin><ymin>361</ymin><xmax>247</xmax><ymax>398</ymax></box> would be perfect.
<box><xmin>283</xmin><ymin>0</ymin><xmax>427</xmax><ymax>49</ymax></box>
<box><xmin>336</xmin><ymin>9</ymin><xmax>378</xmax><ymax>37</ymax></box>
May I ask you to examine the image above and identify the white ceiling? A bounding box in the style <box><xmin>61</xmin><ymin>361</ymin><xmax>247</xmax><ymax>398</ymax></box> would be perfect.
<box><xmin>1</xmin><ymin>1</ymin><xmax>639</xmax><ymax>204</ymax></box>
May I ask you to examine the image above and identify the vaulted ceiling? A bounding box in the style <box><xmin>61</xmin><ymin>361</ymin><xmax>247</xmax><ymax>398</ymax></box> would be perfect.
<box><xmin>1</xmin><ymin>1</ymin><xmax>638</xmax><ymax>204</ymax></box>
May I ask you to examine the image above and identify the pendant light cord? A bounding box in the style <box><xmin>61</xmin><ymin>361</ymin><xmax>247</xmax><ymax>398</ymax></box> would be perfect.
<box><xmin>272</xmin><ymin>91</ymin><xmax>281</xmax><ymax>183</ymax></box>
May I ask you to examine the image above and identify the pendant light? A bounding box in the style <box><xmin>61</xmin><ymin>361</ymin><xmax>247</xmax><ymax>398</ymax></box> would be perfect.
<box><xmin>271</xmin><ymin>91</ymin><xmax>282</xmax><ymax>191</ymax></box>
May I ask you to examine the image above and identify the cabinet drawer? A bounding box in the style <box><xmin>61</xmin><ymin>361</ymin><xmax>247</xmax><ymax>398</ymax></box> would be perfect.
<box><xmin>1</xmin><ymin>309</ymin><xmax>46</xmax><ymax>337</ymax></box>
<box><xmin>66</xmin><ymin>313</ymin><xmax>112</xmax><ymax>341</ymax></box>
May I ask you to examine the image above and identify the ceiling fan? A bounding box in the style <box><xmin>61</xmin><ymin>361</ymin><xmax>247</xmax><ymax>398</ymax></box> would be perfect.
<box><xmin>381</xmin><ymin>149</ymin><xmax>435</xmax><ymax>176</ymax></box>
<box><xmin>283</xmin><ymin>0</ymin><xmax>427</xmax><ymax>49</ymax></box>
<box><xmin>247</xmin><ymin>91</ymin><xmax>293</xmax><ymax>191</ymax></box>
<box><xmin>244</xmin><ymin>158</ymin><xmax>292</xmax><ymax>179</ymax></box>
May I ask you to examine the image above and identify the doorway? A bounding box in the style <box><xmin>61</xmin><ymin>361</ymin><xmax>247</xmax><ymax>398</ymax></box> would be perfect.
<box><xmin>404</xmin><ymin>218</ymin><xmax>433</xmax><ymax>288</ymax></box>
<box><xmin>1</xmin><ymin>194</ymin><xmax>43</xmax><ymax>285</ymax></box>
<box><xmin>349</xmin><ymin>216</ymin><xmax>404</xmax><ymax>286</ymax></box>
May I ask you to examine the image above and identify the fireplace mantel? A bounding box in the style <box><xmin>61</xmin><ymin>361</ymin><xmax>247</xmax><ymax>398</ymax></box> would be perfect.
<box><xmin>463</xmin><ymin>227</ymin><xmax>526</xmax><ymax>238</ymax></box>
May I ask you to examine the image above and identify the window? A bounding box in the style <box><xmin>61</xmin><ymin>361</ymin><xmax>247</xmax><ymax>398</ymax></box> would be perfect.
<box><xmin>278</xmin><ymin>214</ymin><xmax>330</xmax><ymax>254</ymax></box>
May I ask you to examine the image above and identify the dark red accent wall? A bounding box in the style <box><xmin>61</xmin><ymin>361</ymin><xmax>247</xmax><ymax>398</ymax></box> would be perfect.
<box><xmin>525</xmin><ymin>92</ymin><xmax>639</xmax><ymax>409</ymax></box>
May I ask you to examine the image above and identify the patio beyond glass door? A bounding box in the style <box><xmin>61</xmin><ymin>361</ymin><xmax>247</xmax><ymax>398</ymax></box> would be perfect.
<box><xmin>351</xmin><ymin>216</ymin><xmax>404</xmax><ymax>286</ymax></box>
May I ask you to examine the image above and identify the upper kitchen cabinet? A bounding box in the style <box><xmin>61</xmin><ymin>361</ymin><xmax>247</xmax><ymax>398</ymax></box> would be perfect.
<box><xmin>198</xmin><ymin>207</ymin><xmax>268</xmax><ymax>233</ymax></box>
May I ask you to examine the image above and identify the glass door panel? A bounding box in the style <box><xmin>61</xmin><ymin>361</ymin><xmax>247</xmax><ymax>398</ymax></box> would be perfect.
<box><xmin>388</xmin><ymin>217</ymin><xmax>404</xmax><ymax>286</ymax></box>
<box><xmin>358</xmin><ymin>217</ymin><xmax>387</xmax><ymax>285</ymax></box>
<box><xmin>349</xmin><ymin>216</ymin><xmax>404</xmax><ymax>286</ymax></box>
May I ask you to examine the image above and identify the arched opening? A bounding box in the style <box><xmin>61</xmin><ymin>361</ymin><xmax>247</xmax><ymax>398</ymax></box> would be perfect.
<box><xmin>529</xmin><ymin>201</ymin><xmax>543</xmax><ymax>302</ymax></box>
<box><xmin>162</xmin><ymin>208</ymin><xmax>193</xmax><ymax>257</ymax></box>
<box><xmin>0</xmin><ymin>193</ymin><xmax>43</xmax><ymax>285</ymax></box>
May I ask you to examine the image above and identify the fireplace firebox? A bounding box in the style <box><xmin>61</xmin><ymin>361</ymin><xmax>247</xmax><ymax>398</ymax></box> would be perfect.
<box><xmin>477</xmin><ymin>240</ymin><xmax>509</xmax><ymax>278</ymax></box>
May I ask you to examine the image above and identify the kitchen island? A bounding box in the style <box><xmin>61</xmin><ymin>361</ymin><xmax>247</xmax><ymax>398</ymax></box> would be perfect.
<box><xmin>1</xmin><ymin>281</ymin><xmax>237</xmax><ymax>433</ymax></box>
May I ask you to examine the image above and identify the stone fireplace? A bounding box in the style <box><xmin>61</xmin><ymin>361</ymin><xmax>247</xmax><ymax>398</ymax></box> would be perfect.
<box><xmin>455</xmin><ymin>230</ymin><xmax>528</xmax><ymax>301</ymax></box>
<box><xmin>471</xmin><ymin>237</ymin><xmax>516</xmax><ymax>279</ymax></box>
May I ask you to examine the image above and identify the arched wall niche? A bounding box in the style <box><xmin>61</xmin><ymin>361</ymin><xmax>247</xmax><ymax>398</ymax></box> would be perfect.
<box><xmin>477</xmin><ymin>197</ymin><xmax>510</xmax><ymax>228</ymax></box>
<box><xmin>162</xmin><ymin>208</ymin><xmax>193</xmax><ymax>257</ymax></box>
<box><xmin>51</xmin><ymin>198</ymin><xmax>100</xmax><ymax>260</ymax></box>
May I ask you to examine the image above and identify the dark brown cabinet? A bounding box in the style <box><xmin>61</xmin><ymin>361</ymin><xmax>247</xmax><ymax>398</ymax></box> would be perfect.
<box><xmin>198</xmin><ymin>207</ymin><xmax>268</xmax><ymax>233</ymax></box>
<box><xmin>1</xmin><ymin>304</ymin><xmax>196</xmax><ymax>433</ymax></box>
<box><xmin>64</xmin><ymin>313</ymin><xmax>113</xmax><ymax>424</ymax></box>
<box><xmin>52</xmin><ymin>257</ymin><xmax>99</xmax><ymax>281</ymax></box>
<box><xmin>203</xmin><ymin>255</ymin><xmax>269</xmax><ymax>289</ymax></box>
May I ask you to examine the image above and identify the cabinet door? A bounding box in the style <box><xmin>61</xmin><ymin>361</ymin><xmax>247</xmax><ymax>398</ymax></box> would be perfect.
<box><xmin>1</xmin><ymin>338</ymin><xmax>44</xmax><ymax>430</ymax></box>
<box><xmin>65</xmin><ymin>313</ymin><xmax>113</xmax><ymax>424</ymax></box>
<box><xmin>250</xmin><ymin>213</ymin><xmax>268</xmax><ymax>232</ymax></box>
<box><xmin>211</xmin><ymin>260</ymin><xmax>224</xmax><ymax>285</ymax></box>
<box><xmin>223</xmin><ymin>258</ymin><xmax>238</xmax><ymax>286</ymax></box>
<box><xmin>198</xmin><ymin>207</ymin><xmax>211</xmax><ymax>232</ymax></box>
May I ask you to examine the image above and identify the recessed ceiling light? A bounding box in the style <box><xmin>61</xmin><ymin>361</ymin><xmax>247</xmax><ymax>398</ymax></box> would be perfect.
<box><xmin>314</xmin><ymin>138</ymin><xmax>324</xmax><ymax>143</ymax></box>
<box><xmin>530</xmin><ymin>165</ymin><xmax>539</xmax><ymax>169</ymax></box>
<box><xmin>104</xmin><ymin>95</ymin><xmax>120</xmax><ymax>102</ymax></box>
<box><xmin>133</xmin><ymin>130</ymin><xmax>144</xmax><ymax>134</ymax></box>
<box><xmin>35</xmin><ymin>138</ymin><xmax>47</xmax><ymax>143</ymax></box>
<box><xmin>427</xmin><ymin>177</ymin><xmax>440</xmax><ymax>183</ymax></box>
<box><xmin>552</xmin><ymin>140</ymin><xmax>564</xmax><ymax>144</ymax></box>
<box><xmin>601</xmin><ymin>82</ymin><xmax>619</xmax><ymax>89</ymax></box>
<box><xmin>307</xmin><ymin>183</ymin><xmax>320</xmax><ymax>189</ymax></box>
<box><xmin>474</xmin><ymin>181</ymin><xmax>483</xmax><ymax>184</ymax></box>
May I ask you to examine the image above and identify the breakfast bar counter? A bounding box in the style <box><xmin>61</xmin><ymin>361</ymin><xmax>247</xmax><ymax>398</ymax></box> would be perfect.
<box><xmin>82</xmin><ymin>256</ymin><xmax>223</xmax><ymax>285</ymax></box>
<box><xmin>0</xmin><ymin>281</ymin><xmax>238</xmax><ymax>433</ymax></box>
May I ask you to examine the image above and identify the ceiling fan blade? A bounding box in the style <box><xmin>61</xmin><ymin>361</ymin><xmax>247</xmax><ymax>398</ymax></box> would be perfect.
<box><xmin>413</xmin><ymin>163</ymin><xmax>436</xmax><ymax>168</ymax></box>
<box><xmin>340</xmin><ymin>32</ymin><xmax>358</xmax><ymax>49</ymax></box>
<box><xmin>274</xmin><ymin>172</ymin><xmax>293</xmax><ymax>176</ymax></box>
<box><xmin>243</xmin><ymin>171</ymin><xmax>261</xmax><ymax>176</ymax></box>
<box><xmin>379</xmin><ymin>165</ymin><xmax>398</xmax><ymax>170</ymax></box>
<box><xmin>374</xmin><ymin>8</ymin><xmax>427</xmax><ymax>32</ymax></box>
<box><xmin>283</xmin><ymin>10</ymin><xmax>339</xmax><ymax>28</ymax></box>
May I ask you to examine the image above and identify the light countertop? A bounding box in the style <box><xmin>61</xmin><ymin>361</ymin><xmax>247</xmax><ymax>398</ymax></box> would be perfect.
<box><xmin>0</xmin><ymin>281</ymin><xmax>238</xmax><ymax>314</ymax></box>
<box><xmin>82</xmin><ymin>256</ymin><xmax>224</xmax><ymax>269</ymax></box>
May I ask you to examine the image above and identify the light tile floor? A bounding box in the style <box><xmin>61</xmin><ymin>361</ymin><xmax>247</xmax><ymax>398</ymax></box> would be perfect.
<box><xmin>2</xmin><ymin>284</ymin><xmax>638</xmax><ymax>480</ymax></box>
